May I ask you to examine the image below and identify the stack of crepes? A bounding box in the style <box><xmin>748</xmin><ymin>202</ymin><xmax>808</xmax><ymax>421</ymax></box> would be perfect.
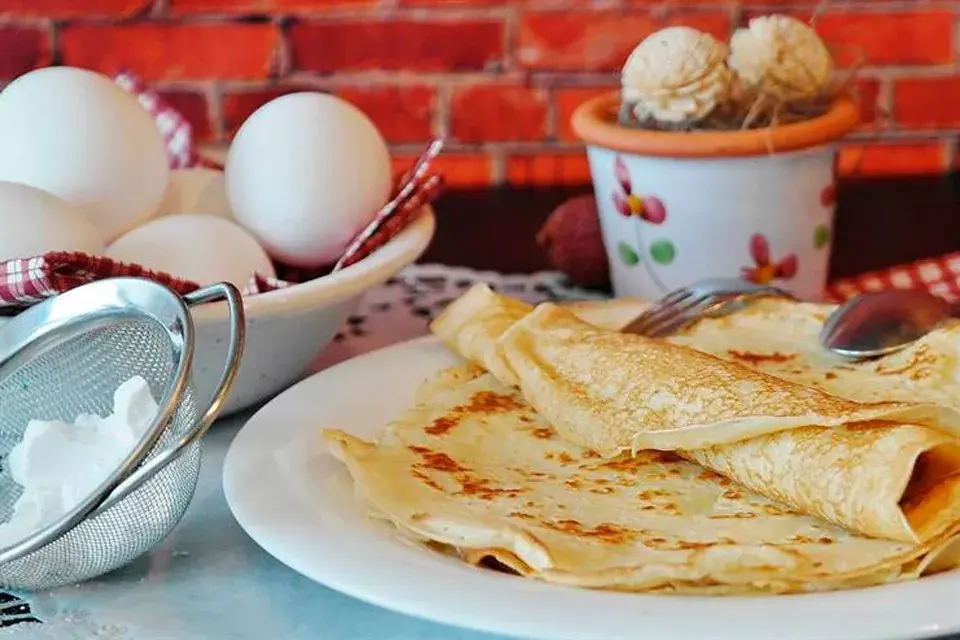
<box><xmin>324</xmin><ymin>283</ymin><xmax>960</xmax><ymax>594</ymax></box>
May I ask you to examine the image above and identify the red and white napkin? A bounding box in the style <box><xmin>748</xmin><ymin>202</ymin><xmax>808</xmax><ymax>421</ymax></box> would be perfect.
<box><xmin>825</xmin><ymin>253</ymin><xmax>960</xmax><ymax>303</ymax></box>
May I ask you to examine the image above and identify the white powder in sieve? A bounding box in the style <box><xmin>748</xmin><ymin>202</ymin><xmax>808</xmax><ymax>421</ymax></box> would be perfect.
<box><xmin>0</xmin><ymin>376</ymin><xmax>159</xmax><ymax>548</ymax></box>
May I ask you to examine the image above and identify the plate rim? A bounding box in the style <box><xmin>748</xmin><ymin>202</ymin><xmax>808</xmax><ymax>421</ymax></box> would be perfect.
<box><xmin>223</xmin><ymin>335</ymin><xmax>960</xmax><ymax>640</ymax></box>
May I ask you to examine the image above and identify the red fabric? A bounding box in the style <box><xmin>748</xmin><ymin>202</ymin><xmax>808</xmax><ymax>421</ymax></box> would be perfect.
<box><xmin>825</xmin><ymin>253</ymin><xmax>960</xmax><ymax>303</ymax></box>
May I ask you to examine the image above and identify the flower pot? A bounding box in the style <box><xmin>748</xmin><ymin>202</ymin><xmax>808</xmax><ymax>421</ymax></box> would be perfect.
<box><xmin>571</xmin><ymin>92</ymin><xmax>859</xmax><ymax>301</ymax></box>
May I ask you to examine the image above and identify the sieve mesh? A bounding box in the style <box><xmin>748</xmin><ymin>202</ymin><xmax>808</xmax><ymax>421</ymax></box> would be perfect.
<box><xmin>0</xmin><ymin>317</ymin><xmax>202</xmax><ymax>591</ymax></box>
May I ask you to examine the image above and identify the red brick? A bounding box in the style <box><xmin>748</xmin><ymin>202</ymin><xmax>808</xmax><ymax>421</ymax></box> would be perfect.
<box><xmin>399</xmin><ymin>0</ymin><xmax>503</xmax><ymax>5</ymax></box>
<box><xmin>392</xmin><ymin>153</ymin><xmax>493</xmax><ymax>187</ymax></box>
<box><xmin>0</xmin><ymin>0</ymin><xmax>150</xmax><ymax>17</ymax></box>
<box><xmin>517</xmin><ymin>11</ymin><xmax>730</xmax><ymax>71</ymax></box>
<box><xmin>157</xmin><ymin>91</ymin><xmax>213</xmax><ymax>141</ymax></box>
<box><xmin>450</xmin><ymin>84</ymin><xmax>548</xmax><ymax>142</ymax></box>
<box><xmin>222</xmin><ymin>87</ymin><xmax>304</xmax><ymax>136</ymax></box>
<box><xmin>0</xmin><ymin>26</ymin><xmax>50</xmax><ymax>80</ymax></box>
<box><xmin>506</xmin><ymin>152</ymin><xmax>591</xmax><ymax>186</ymax></box>
<box><xmin>838</xmin><ymin>142</ymin><xmax>946</xmax><ymax>178</ymax></box>
<box><xmin>290</xmin><ymin>20</ymin><xmax>504</xmax><ymax>73</ymax></box>
<box><xmin>171</xmin><ymin>0</ymin><xmax>373</xmax><ymax>14</ymax></box>
<box><xmin>854</xmin><ymin>78</ymin><xmax>881</xmax><ymax>128</ymax></box>
<box><xmin>554</xmin><ymin>86</ymin><xmax>615</xmax><ymax>141</ymax></box>
<box><xmin>893</xmin><ymin>77</ymin><xmax>960</xmax><ymax>129</ymax></box>
<box><xmin>223</xmin><ymin>85</ymin><xmax>434</xmax><ymax>142</ymax></box>
<box><xmin>814</xmin><ymin>11</ymin><xmax>953</xmax><ymax>67</ymax></box>
<box><xmin>336</xmin><ymin>86</ymin><xmax>435</xmax><ymax>144</ymax></box>
<box><xmin>60</xmin><ymin>25</ymin><xmax>281</xmax><ymax>81</ymax></box>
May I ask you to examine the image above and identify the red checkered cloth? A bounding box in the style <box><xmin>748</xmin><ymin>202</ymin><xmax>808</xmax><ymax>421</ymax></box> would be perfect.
<box><xmin>0</xmin><ymin>252</ymin><xmax>203</xmax><ymax>305</ymax></box>
<box><xmin>825</xmin><ymin>253</ymin><xmax>960</xmax><ymax>303</ymax></box>
<box><xmin>114</xmin><ymin>69</ymin><xmax>219</xmax><ymax>170</ymax></box>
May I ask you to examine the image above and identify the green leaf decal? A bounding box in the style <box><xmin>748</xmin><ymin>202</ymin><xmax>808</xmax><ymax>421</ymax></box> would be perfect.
<box><xmin>650</xmin><ymin>239</ymin><xmax>676</xmax><ymax>265</ymax></box>
<box><xmin>814</xmin><ymin>224</ymin><xmax>830</xmax><ymax>249</ymax></box>
<box><xmin>617</xmin><ymin>241</ymin><xmax>640</xmax><ymax>266</ymax></box>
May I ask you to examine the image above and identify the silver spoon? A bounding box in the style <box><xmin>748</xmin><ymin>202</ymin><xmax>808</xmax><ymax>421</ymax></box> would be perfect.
<box><xmin>820</xmin><ymin>289</ymin><xmax>956</xmax><ymax>358</ymax></box>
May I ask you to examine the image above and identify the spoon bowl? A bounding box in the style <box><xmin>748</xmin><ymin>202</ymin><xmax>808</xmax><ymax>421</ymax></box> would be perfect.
<box><xmin>820</xmin><ymin>289</ymin><xmax>954</xmax><ymax>358</ymax></box>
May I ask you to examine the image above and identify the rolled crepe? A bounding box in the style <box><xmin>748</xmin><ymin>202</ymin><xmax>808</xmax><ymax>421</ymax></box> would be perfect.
<box><xmin>430</xmin><ymin>283</ymin><xmax>960</xmax><ymax>543</ymax></box>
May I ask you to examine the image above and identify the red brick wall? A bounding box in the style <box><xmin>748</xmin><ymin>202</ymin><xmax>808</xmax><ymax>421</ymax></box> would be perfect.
<box><xmin>1</xmin><ymin>0</ymin><xmax>956</xmax><ymax>186</ymax></box>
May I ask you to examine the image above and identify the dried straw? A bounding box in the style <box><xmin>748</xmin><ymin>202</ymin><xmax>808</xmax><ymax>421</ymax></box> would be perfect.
<box><xmin>617</xmin><ymin>0</ymin><xmax>867</xmax><ymax>151</ymax></box>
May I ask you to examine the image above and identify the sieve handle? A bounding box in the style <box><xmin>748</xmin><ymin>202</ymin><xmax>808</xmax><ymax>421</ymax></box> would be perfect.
<box><xmin>95</xmin><ymin>282</ymin><xmax>247</xmax><ymax>513</ymax></box>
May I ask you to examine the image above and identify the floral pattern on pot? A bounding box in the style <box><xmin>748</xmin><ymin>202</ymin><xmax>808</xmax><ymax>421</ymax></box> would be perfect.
<box><xmin>612</xmin><ymin>155</ymin><xmax>671</xmax><ymax>291</ymax></box>
<box><xmin>814</xmin><ymin>224</ymin><xmax>831</xmax><ymax>250</ymax></box>
<box><xmin>741</xmin><ymin>233</ymin><xmax>798</xmax><ymax>284</ymax></box>
<box><xmin>819</xmin><ymin>183</ymin><xmax>836</xmax><ymax>208</ymax></box>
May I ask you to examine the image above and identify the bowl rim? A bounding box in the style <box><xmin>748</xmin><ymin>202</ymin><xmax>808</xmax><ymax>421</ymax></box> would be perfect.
<box><xmin>571</xmin><ymin>91</ymin><xmax>860</xmax><ymax>158</ymax></box>
<box><xmin>191</xmin><ymin>206</ymin><xmax>436</xmax><ymax>324</ymax></box>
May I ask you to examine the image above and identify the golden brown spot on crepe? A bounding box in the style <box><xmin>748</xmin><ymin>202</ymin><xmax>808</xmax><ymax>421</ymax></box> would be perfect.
<box><xmin>583</xmin><ymin>449</ymin><xmax>601</xmax><ymax>459</ymax></box>
<box><xmin>532</xmin><ymin>427</ymin><xmax>556</xmax><ymax>439</ymax></box>
<box><xmin>509</xmin><ymin>511</ymin><xmax>536</xmax><ymax>520</ymax></box>
<box><xmin>825</xmin><ymin>371</ymin><xmax>838</xmax><ymax>380</ymax></box>
<box><xmin>422</xmin><ymin>391</ymin><xmax>523</xmax><ymax>436</ymax></box>
<box><xmin>708</xmin><ymin>512</ymin><xmax>758</xmax><ymax>519</ymax></box>
<box><xmin>467</xmin><ymin>391</ymin><xmax>525</xmax><ymax>413</ymax></box>
<box><xmin>518</xmin><ymin>416</ymin><xmax>532</xmax><ymax>424</ymax></box>
<box><xmin>762</xmin><ymin>503</ymin><xmax>796</xmax><ymax>516</ymax></box>
<box><xmin>722</xmin><ymin>489</ymin><xmax>744</xmax><ymax>500</ymax></box>
<box><xmin>875</xmin><ymin>346</ymin><xmax>937</xmax><ymax>378</ymax></box>
<box><xmin>643</xmin><ymin>536</ymin><xmax>733</xmax><ymax>551</ymax></box>
<box><xmin>506</xmin><ymin>467</ymin><xmax>553</xmax><ymax>481</ymax></box>
<box><xmin>727</xmin><ymin>350</ymin><xmax>797</xmax><ymax>366</ymax></box>
<box><xmin>544</xmin><ymin>451</ymin><xmax>573</xmax><ymax>464</ymax></box>
<box><xmin>637</xmin><ymin>489</ymin><xmax>674</xmax><ymax>500</ymax></box>
<box><xmin>596</xmin><ymin>451</ymin><xmax>679</xmax><ymax>473</ymax></box>
<box><xmin>818</xmin><ymin>537</ymin><xmax>835</xmax><ymax>544</ymax></box>
<box><xmin>540</xmin><ymin>519</ymin><xmax>638</xmax><ymax>544</ymax></box>
<box><xmin>408</xmin><ymin>446</ymin><xmax>524</xmax><ymax>501</ymax></box>
<box><xmin>590</xmin><ymin>486</ymin><xmax>616</xmax><ymax>495</ymax></box>
<box><xmin>408</xmin><ymin>446</ymin><xmax>468</xmax><ymax>473</ymax></box>
<box><xmin>411</xmin><ymin>469</ymin><xmax>443</xmax><ymax>492</ymax></box>
<box><xmin>696</xmin><ymin>469</ymin><xmax>726</xmax><ymax>483</ymax></box>
<box><xmin>458</xmin><ymin>476</ymin><xmax>525</xmax><ymax>501</ymax></box>
<box><xmin>565</xmin><ymin>478</ymin><xmax>582</xmax><ymax>490</ymax></box>
<box><xmin>424</xmin><ymin>417</ymin><xmax>458</xmax><ymax>436</ymax></box>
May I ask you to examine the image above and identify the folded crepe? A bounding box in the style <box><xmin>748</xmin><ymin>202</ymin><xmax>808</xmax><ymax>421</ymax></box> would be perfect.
<box><xmin>325</xmin><ymin>364</ymin><xmax>960</xmax><ymax>594</ymax></box>
<box><xmin>574</xmin><ymin>295</ymin><xmax>960</xmax><ymax>411</ymax></box>
<box><xmin>429</xmin><ymin>283</ymin><xmax>960</xmax><ymax>544</ymax></box>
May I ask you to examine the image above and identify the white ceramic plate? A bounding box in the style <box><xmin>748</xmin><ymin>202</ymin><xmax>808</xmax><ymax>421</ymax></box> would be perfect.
<box><xmin>223</xmin><ymin>336</ymin><xmax>960</xmax><ymax>640</ymax></box>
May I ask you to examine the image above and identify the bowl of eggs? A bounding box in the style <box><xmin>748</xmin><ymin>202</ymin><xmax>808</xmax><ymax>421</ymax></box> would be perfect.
<box><xmin>0</xmin><ymin>66</ymin><xmax>436</xmax><ymax>415</ymax></box>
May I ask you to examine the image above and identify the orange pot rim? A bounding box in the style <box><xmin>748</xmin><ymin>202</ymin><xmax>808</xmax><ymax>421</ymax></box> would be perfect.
<box><xmin>571</xmin><ymin>92</ymin><xmax>860</xmax><ymax>159</ymax></box>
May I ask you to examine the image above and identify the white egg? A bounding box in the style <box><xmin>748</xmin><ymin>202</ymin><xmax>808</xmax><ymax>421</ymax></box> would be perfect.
<box><xmin>106</xmin><ymin>214</ymin><xmax>275</xmax><ymax>289</ymax></box>
<box><xmin>225</xmin><ymin>92</ymin><xmax>391</xmax><ymax>268</ymax></box>
<box><xmin>155</xmin><ymin>169</ymin><xmax>232</xmax><ymax>220</ymax></box>
<box><xmin>0</xmin><ymin>181</ymin><xmax>104</xmax><ymax>259</ymax></box>
<box><xmin>0</xmin><ymin>67</ymin><xmax>170</xmax><ymax>242</ymax></box>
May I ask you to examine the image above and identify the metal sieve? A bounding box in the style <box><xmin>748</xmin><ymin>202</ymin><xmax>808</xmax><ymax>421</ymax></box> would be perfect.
<box><xmin>0</xmin><ymin>277</ymin><xmax>245</xmax><ymax>591</ymax></box>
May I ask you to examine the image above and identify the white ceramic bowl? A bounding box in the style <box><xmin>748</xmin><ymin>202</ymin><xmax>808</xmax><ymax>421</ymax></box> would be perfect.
<box><xmin>188</xmin><ymin>208</ymin><xmax>435</xmax><ymax>416</ymax></box>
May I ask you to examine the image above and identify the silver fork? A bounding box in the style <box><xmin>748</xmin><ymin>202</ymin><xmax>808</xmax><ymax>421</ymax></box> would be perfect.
<box><xmin>621</xmin><ymin>278</ymin><xmax>796</xmax><ymax>338</ymax></box>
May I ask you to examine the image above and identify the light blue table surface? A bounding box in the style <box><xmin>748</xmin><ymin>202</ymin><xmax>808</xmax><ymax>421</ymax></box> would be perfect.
<box><xmin>7</xmin><ymin>409</ymin><xmax>505</xmax><ymax>640</ymax></box>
